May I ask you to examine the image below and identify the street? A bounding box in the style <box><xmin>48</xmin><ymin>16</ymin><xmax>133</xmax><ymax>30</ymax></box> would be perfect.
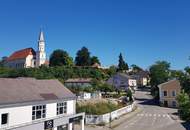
<box><xmin>84</xmin><ymin>88</ymin><xmax>190</xmax><ymax>130</ymax></box>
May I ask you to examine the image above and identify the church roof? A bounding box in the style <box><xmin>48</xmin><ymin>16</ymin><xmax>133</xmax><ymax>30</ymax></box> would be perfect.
<box><xmin>7</xmin><ymin>48</ymin><xmax>36</xmax><ymax>61</ymax></box>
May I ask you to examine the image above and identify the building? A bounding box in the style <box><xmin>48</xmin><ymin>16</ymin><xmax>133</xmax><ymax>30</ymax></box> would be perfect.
<box><xmin>107</xmin><ymin>73</ymin><xmax>137</xmax><ymax>90</ymax></box>
<box><xmin>64</xmin><ymin>78</ymin><xmax>92</xmax><ymax>88</ymax></box>
<box><xmin>4</xmin><ymin>31</ymin><xmax>48</xmax><ymax>69</ymax></box>
<box><xmin>158</xmin><ymin>79</ymin><xmax>181</xmax><ymax>108</ymax></box>
<box><xmin>0</xmin><ymin>78</ymin><xmax>85</xmax><ymax>130</ymax></box>
<box><xmin>131</xmin><ymin>71</ymin><xmax>149</xmax><ymax>87</ymax></box>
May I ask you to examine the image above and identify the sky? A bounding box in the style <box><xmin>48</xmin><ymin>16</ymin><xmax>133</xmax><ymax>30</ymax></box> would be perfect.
<box><xmin>0</xmin><ymin>0</ymin><xmax>190</xmax><ymax>70</ymax></box>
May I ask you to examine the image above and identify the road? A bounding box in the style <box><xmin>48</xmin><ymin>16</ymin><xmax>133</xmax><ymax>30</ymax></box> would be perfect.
<box><xmin>82</xmin><ymin>88</ymin><xmax>190</xmax><ymax>130</ymax></box>
<box><xmin>114</xmin><ymin>88</ymin><xmax>189</xmax><ymax>130</ymax></box>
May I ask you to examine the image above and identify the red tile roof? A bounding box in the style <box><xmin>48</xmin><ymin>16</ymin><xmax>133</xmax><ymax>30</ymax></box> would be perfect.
<box><xmin>7</xmin><ymin>48</ymin><xmax>36</xmax><ymax>61</ymax></box>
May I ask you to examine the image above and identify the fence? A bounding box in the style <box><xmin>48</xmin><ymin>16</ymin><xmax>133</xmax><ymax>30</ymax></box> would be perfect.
<box><xmin>85</xmin><ymin>103</ymin><xmax>135</xmax><ymax>125</ymax></box>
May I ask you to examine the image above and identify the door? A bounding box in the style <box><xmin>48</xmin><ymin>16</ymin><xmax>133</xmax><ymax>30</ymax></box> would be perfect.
<box><xmin>164</xmin><ymin>101</ymin><xmax>168</xmax><ymax>107</ymax></box>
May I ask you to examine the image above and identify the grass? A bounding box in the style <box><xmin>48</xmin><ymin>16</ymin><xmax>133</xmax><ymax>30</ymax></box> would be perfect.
<box><xmin>76</xmin><ymin>102</ymin><xmax>124</xmax><ymax>115</ymax></box>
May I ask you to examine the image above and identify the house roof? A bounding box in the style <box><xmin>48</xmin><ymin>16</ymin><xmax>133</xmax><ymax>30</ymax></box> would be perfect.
<box><xmin>158</xmin><ymin>79</ymin><xmax>181</xmax><ymax>89</ymax></box>
<box><xmin>65</xmin><ymin>78</ymin><xmax>92</xmax><ymax>83</ymax></box>
<box><xmin>0</xmin><ymin>78</ymin><xmax>75</xmax><ymax>106</ymax></box>
<box><xmin>7</xmin><ymin>48</ymin><xmax>36</xmax><ymax>61</ymax></box>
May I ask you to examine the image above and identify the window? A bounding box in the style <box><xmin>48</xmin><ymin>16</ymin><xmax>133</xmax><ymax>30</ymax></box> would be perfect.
<box><xmin>1</xmin><ymin>113</ymin><xmax>8</xmax><ymax>125</ymax></box>
<box><xmin>32</xmin><ymin>105</ymin><xmax>46</xmax><ymax>120</ymax></box>
<box><xmin>172</xmin><ymin>91</ymin><xmax>176</xmax><ymax>97</ymax></box>
<box><xmin>57</xmin><ymin>125</ymin><xmax>68</xmax><ymax>130</ymax></box>
<box><xmin>163</xmin><ymin>91</ymin><xmax>167</xmax><ymax>97</ymax></box>
<box><xmin>172</xmin><ymin>101</ymin><xmax>176</xmax><ymax>107</ymax></box>
<box><xmin>57</xmin><ymin>102</ymin><xmax>67</xmax><ymax>115</ymax></box>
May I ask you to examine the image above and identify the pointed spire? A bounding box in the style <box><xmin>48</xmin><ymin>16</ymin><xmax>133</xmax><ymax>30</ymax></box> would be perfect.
<box><xmin>39</xmin><ymin>30</ymin><xmax>44</xmax><ymax>42</ymax></box>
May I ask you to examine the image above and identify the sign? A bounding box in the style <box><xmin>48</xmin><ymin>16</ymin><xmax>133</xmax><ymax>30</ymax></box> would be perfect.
<box><xmin>44</xmin><ymin>120</ymin><xmax>54</xmax><ymax>129</ymax></box>
<box><xmin>69</xmin><ymin>116</ymin><xmax>83</xmax><ymax>123</ymax></box>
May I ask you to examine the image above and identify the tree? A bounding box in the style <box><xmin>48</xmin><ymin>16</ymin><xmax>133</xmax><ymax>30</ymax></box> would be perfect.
<box><xmin>177</xmin><ymin>91</ymin><xmax>190</xmax><ymax>121</ymax></box>
<box><xmin>149</xmin><ymin>61</ymin><xmax>170</xmax><ymax>98</ymax></box>
<box><xmin>97</xmin><ymin>83</ymin><xmax>114</xmax><ymax>94</ymax></box>
<box><xmin>131</xmin><ymin>64</ymin><xmax>143</xmax><ymax>73</ymax></box>
<box><xmin>91</xmin><ymin>56</ymin><xmax>101</xmax><ymax>65</ymax></box>
<box><xmin>49</xmin><ymin>49</ymin><xmax>73</xmax><ymax>66</ymax></box>
<box><xmin>107</xmin><ymin>65</ymin><xmax>117</xmax><ymax>76</ymax></box>
<box><xmin>75</xmin><ymin>47</ymin><xmax>91</xmax><ymax>66</ymax></box>
<box><xmin>118</xmin><ymin>53</ymin><xmax>128</xmax><ymax>71</ymax></box>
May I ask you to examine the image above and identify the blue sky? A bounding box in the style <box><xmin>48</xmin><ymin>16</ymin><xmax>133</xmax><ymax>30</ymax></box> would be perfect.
<box><xmin>0</xmin><ymin>0</ymin><xmax>189</xmax><ymax>70</ymax></box>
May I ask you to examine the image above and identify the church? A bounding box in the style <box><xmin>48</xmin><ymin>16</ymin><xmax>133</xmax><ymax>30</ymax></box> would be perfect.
<box><xmin>4</xmin><ymin>31</ymin><xmax>48</xmax><ymax>69</ymax></box>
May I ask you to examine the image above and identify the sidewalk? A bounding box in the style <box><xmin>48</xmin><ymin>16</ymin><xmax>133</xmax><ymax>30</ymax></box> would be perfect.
<box><xmin>82</xmin><ymin>106</ymin><xmax>142</xmax><ymax>130</ymax></box>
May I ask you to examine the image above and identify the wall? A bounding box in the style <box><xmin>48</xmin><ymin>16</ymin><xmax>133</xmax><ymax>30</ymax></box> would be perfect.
<box><xmin>86</xmin><ymin>103</ymin><xmax>134</xmax><ymax>125</ymax></box>
<box><xmin>0</xmin><ymin>100</ymin><xmax>75</xmax><ymax>129</ymax></box>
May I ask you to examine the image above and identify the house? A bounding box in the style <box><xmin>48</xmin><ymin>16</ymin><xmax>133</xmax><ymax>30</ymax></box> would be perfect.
<box><xmin>77</xmin><ymin>92</ymin><xmax>102</xmax><ymax>100</ymax></box>
<box><xmin>0</xmin><ymin>78</ymin><xmax>85</xmax><ymax>130</ymax></box>
<box><xmin>158</xmin><ymin>79</ymin><xmax>181</xmax><ymax>108</ymax></box>
<box><xmin>107</xmin><ymin>73</ymin><xmax>137</xmax><ymax>90</ymax></box>
<box><xmin>4</xmin><ymin>30</ymin><xmax>48</xmax><ymax>69</ymax></box>
<box><xmin>131</xmin><ymin>71</ymin><xmax>149</xmax><ymax>87</ymax></box>
<box><xmin>64</xmin><ymin>78</ymin><xmax>92</xmax><ymax>88</ymax></box>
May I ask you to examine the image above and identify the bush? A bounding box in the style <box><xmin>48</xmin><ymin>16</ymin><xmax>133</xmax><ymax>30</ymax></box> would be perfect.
<box><xmin>76</xmin><ymin>102</ymin><xmax>123</xmax><ymax>115</ymax></box>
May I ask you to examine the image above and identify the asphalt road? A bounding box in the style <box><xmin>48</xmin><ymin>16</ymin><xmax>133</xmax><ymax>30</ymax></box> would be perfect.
<box><xmin>114</xmin><ymin>88</ymin><xmax>190</xmax><ymax>130</ymax></box>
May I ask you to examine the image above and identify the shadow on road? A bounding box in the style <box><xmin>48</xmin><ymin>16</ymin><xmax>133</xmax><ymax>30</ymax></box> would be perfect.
<box><xmin>181</xmin><ymin>122</ymin><xmax>190</xmax><ymax>130</ymax></box>
<box><xmin>135</xmin><ymin>97</ymin><xmax>159</xmax><ymax>106</ymax></box>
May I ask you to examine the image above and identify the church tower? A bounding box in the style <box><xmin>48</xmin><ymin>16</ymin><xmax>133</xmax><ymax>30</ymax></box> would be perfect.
<box><xmin>36</xmin><ymin>30</ymin><xmax>46</xmax><ymax>67</ymax></box>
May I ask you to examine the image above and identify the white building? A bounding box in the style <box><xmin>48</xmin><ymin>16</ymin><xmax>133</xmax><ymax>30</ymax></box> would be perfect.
<box><xmin>0</xmin><ymin>78</ymin><xmax>84</xmax><ymax>130</ymax></box>
<box><xmin>107</xmin><ymin>73</ymin><xmax>137</xmax><ymax>90</ymax></box>
<box><xmin>4</xmin><ymin>30</ymin><xmax>48</xmax><ymax>69</ymax></box>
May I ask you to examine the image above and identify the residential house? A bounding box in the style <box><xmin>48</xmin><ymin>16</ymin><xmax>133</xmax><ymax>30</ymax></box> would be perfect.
<box><xmin>158</xmin><ymin>79</ymin><xmax>181</xmax><ymax>108</ymax></box>
<box><xmin>131</xmin><ymin>71</ymin><xmax>149</xmax><ymax>87</ymax></box>
<box><xmin>64</xmin><ymin>78</ymin><xmax>92</xmax><ymax>88</ymax></box>
<box><xmin>107</xmin><ymin>73</ymin><xmax>137</xmax><ymax>90</ymax></box>
<box><xmin>4</xmin><ymin>30</ymin><xmax>48</xmax><ymax>69</ymax></box>
<box><xmin>0</xmin><ymin>78</ymin><xmax>85</xmax><ymax>130</ymax></box>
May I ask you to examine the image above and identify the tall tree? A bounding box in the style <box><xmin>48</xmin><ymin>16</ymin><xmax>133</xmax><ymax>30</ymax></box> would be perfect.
<box><xmin>91</xmin><ymin>56</ymin><xmax>101</xmax><ymax>65</ymax></box>
<box><xmin>49</xmin><ymin>49</ymin><xmax>73</xmax><ymax>66</ymax></box>
<box><xmin>75</xmin><ymin>47</ymin><xmax>91</xmax><ymax>66</ymax></box>
<box><xmin>118</xmin><ymin>53</ymin><xmax>128</xmax><ymax>71</ymax></box>
<box><xmin>149</xmin><ymin>61</ymin><xmax>170</xmax><ymax>98</ymax></box>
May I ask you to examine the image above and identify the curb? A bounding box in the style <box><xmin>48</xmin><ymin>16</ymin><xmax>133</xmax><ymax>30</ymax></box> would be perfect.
<box><xmin>107</xmin><ymin>106</ymin><xmax>143</xmax><ymax>129</ymax></box>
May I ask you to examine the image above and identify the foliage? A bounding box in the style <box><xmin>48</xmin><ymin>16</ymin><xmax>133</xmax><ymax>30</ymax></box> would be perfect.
<box><xmin>76</xmin><ymin>102</ymin><xmax>123</xmax><ymax>115</ymax></box>
<box><xmin>75</xmin><ymin>47</ymin><xmax>91</xmax><ymax>66</ymax></box>
<box><xmin>91</xmin><ymin>56</ymin><xmax>101</xmax><ymax>65</ymax></box>
<box><xmin>118</xmin><ymin>53</ymin><xmax>128</xmax><ymax>72</ymax></box>
<box><xmin>0</xmin><ymin>66</ymin><xmax>108</xmax><ymax>81</ymax></box>
<box><xmin>126</xmin><ymin>89</ymin><xmax>133</xmax><ymax>102</ymax></box>
<box><xmin>149</xmin><ymin>61</ymin><xmax>170</xmax><ymax>98</ymax></box>
<box><xmin>177</xmin><ymin>91</ymin><xmax>190</xmax><ymax>121</ymax></box>
<box><xmin>49</xmin><ymin>49</ymin><xmax>73</xmax><ymax>66</ymax></box>
<box><xmin>106</xmin><ymin>65</ymin><xmax>117</xmax><ymax>76</ymax></box>
<box><xmin>131</xmin><ymin>64</ymin><xmax>143</xmax><ymax>73</ymax></box>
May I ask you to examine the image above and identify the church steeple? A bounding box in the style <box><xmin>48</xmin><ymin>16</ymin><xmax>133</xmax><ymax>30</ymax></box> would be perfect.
<box><xmin>39</xmin><ymin>30</ymin><xmax>44</xmax><ymax>42</ymax></box>
<box><xmin>36</xmin><ymin>30</ymin><xmax>46</xmax><ymax>67</ymax></box>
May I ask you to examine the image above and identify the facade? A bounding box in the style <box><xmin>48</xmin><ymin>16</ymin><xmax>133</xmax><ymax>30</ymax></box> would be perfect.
<box><xmin>0</xmin><ymin>78</ymin><xmax>84</xmax><ymax>130</ymax></box>
<box><xmin>4</xmin><ymin>31</ymin><xmax>48</xmax><ymax>69</ymax></box>
<box><xmin>158</xmin><ymin>79</ymin><xmax>181</xmax><ymax>108</ymax></box>
<box><xmin>131</xmin><ymin>71</ymin><xmax>149</xmax><ymax>87</ymax></box>
<box><xmin>107</xmin><ymin>73</ymin><xmax>137</xmax><ymax>90</ymax></box>
<box><xmin>64</xmin><ymin>78</ymin><xmax>92</xmax><ymax>88</ymax></box>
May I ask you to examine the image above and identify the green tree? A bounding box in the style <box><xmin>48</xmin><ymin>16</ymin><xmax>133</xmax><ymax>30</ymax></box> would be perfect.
<box><xmin>49</xmin><ymin>49</ymin><xmax>73</xmax><ymax>66</ymax></box>
<box><xmin>97</xmin><ymin>83</ymin><xmax>114</xmax><ymax>94</ymax></box>
<box><xmin>177</xmin><ymin>91</ymin><xmax>190</xmax><ymax>121</ymax></box>
<box><xmin>118</xmin><ymin>53</ymin><xmax>128</xmax><ymax>71</ymax></box>
<box><xmin>107</xmin><ymin>65</ymin><xmax>117</xmax><ymax>76</ymax></box>
<box><xmin>75</xmin><ymin>47</ymin><xmax>91</xmax><ymax>66</ymax></box>
<box><xmin>149</xmin><ymin>61</ymin><xmax>170</xmax><ymax>98</ymax></box>
<box><xmin>131</xmin><ymin>64</ymin><xmax>143</xmax><ymax>73</ymax></box>
<box><xmin>91</xmin><ymin>56</ymin><xmax>101</xmax><ymax>65</ymax></box>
